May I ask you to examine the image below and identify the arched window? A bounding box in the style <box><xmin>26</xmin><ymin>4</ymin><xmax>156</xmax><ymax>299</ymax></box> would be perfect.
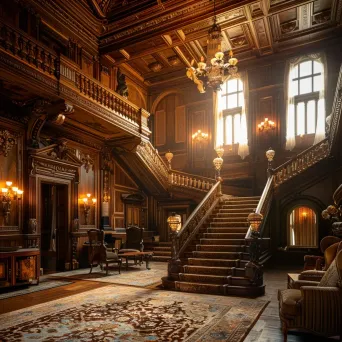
<box><xmin>286</xmin><ymin>55</ymin><xmax>326</xmax><ymax>150</ymax></box>
<box><xmin>288</xmin><ymin>206</ymin><xmax>318</xmax><ymax>248</ymax></box>
<box><xmin>216</xmin><ymin>76</ymin><xmax>249</xmax><ymax>159</ymax></box>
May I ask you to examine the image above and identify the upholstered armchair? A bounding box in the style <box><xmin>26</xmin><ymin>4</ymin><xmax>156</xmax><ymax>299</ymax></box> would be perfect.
<box><xmin>119</xmin><ymin>225</ymin><xmax>144</xmax><ymax>253</ymax></box>
<box><xmin>299</xmin><ymin>236</ymin><xmax>341</xmax><ymax>282</ymax></box>
<box><xmin>279</xmin><ymin>250</ymin><xmax>342</xmax><ymax>342</ymax></box>
<box><xmin>87</xmin><ymin>229</ymin><xmax>122</xmax><ymax>275</ymax></box>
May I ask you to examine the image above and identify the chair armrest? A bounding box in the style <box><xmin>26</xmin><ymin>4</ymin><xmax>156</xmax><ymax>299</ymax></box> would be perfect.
<box><xmin>300</xmin><ymin>286</ymin><xmax>341</xmax><ymax>323</ymax></box>
<box><xmin>290</xmin><ymin>280</ymin><xmax>320</xmax><ymax>289</ymax></box>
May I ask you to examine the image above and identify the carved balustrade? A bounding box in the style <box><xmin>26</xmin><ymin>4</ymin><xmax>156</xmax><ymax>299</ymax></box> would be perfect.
<box><xmin>175</xmin><ymin>181</ymin><xmax>222</xmax><ymax>259</ymax></box>
<box><xmin>60</xmin><ymin>56</ymin><xmax>140</xmax><ymax>125</ymax></box>
<box><xmin>0</xmin><ymin>20</ymin><xmax>150</xmax><ymax>134</ymax></box>
<box><xmin>169</xmin><ymin>170</ymin><xmax>215</xmax><ymax>192</ymax></box>
<box><xmin>0</xmin><ymin>21</ymin><xmax>58</xmax><ymax>77</ymax></box>
<box><xmin>274</xmin><ymin>138</ymin><xmax>329</xmax><ymax>187</ymax></box>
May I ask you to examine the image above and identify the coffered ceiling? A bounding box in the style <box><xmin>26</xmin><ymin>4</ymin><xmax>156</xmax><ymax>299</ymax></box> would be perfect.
<box><xmin>88</xmin><ymin>0</ymin><xmax>342</xmax><ymax>85</ymax></box>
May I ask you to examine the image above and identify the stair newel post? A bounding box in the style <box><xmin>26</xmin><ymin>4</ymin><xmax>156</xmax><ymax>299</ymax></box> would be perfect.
<box><xmin>266</xmin><ymin>147</ymin><xmax>275</xmax><ymax>177</ymax></box>
<box><xmin>167</xmin><ymin>212</ymin><xmax>182</xmax><ymax>278</ymax></box>
<box><xmin>245</xmin><ymin>212</ymin><xmax>264</xmax><ymax>288</ymax></box>
<box><xmin>214</xmin><ymin>146</ymin><xmax>224</xmax><ymax>201</ymax></box>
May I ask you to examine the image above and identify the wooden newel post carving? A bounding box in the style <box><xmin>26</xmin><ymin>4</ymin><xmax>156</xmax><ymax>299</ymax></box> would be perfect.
<box><xmin>245</xmin><ymin>212</ymin><xmax>264</xmax><ymax>287</ymax></box>
<box><xmin>167</xmin><ymin>212</ymin><xmax>182</xmax><ymax>278</ymax></box>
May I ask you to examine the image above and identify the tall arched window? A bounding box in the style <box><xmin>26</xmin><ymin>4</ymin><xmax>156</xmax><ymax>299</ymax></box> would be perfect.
<box><xmin>288</xmin><ymin>206</ymin><xmax>318</xmax><ymax>248</ymax></box>
<box><xmin>285</xmin><ymin>54</ymin><xmax>326</xmax><ymax>150</ymax></box>
<box><xmin>216</xmin><ymin>76</ymin><xmax>249</xmax><ymax>159</ymax></box>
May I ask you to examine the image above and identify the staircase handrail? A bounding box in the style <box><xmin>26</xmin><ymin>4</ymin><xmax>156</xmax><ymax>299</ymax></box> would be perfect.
<box><xmin>136</xmin><ymin>141</ymin><xmax>170</xmax><ymax>188</ymax></box>
<box><xmin>245</xmin><ymin>175</ymin><xmax>274</xmax><ymax>239</ymax></box>
<box><xmin>327</xmin><ymin>63</ymin><xmax>342</xmax><ymax>154</ymax></box>
<box><xmin>273</xmin><ymin>138</ymin><xmax>329</xmax><ymax>187</ymax></box>
<box><xmin>176</xmin><ymin>180</ymin><xmax>222</xmax><ymax>258</ymax></box>
<box><xmin>169</xmin><ymin>169</ymin><xmax>216</xmax><ymax>192</ymax></box>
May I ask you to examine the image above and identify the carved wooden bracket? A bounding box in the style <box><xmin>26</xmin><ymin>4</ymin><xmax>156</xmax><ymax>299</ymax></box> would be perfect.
<box><xmin>81</xmin><ymin>153</ymin><xmax>94</xmax><ymax>173</ymax></box>
<box><xmin>0</xmin><ymin>129</ymin><xmax>17</xmax><ymax>157</ymax></box>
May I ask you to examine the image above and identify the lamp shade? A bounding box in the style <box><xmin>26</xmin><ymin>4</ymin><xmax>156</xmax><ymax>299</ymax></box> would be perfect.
<box><xmin>167</xmin><ymin>212</ymin><xmax>182</xmax><ymax>232</ymax></box>
<box><xmin>215</xmin><ymin>146</ymin><xmax>224</xmax><ymax>158</ymax></box>
<box><xmin>213</xmin><ymin>156</ymin><xmax>223</xmax><ymax>171</ymax></box>
<box><xmin>266</xmin><ymin>147</ymin><xmax>275</xmax><ymax>162</ymax></box>
<box><xmin>165</xmin><ymin>150</ymin><xmax>174</xmax><ymax>163</ymax></box>
<box><xmin>247</xmin><ymin>211</ymin><xmax>263</xmax><ymax>232</ymax></box>
<box><xmin>327</xmin><ymin>205</ymin><xmax>338</xmax><ymax>215</ymax></box>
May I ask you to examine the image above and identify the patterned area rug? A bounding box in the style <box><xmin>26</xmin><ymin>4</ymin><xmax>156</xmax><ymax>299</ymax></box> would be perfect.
<box><xmin>0</xmin><ymin>280</ymin><xmax>72</xmax><ymax>300</ymax></box>
<box><xmin>0</xmin><ymin>285</ymin><xmax>268</xmax><ymax>341</ymax></box>
<box><xmin>50</xmin><ymin>262</ymin><xmax>166</xmax><ymax>287</ymax></box>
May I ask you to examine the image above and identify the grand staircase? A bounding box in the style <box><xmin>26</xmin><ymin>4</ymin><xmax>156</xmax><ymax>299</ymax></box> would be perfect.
<box><xmin>163</xmin><ymin>195</ymin><xmax>267</xmax><ymax>296</ymax></box>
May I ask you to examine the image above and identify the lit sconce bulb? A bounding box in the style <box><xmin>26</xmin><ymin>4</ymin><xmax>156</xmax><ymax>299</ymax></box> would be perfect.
<box><xmin>215</xmin><ymin>51</ymin><xmax>224</xmax><ymax>61</ymax></box>
<box><xmin>12</xmin><ymin>187</ymin><xmax>18</xmax><ymax>192</ymax></box>
<box><xmin>1</xmin><ymin>188</ymin><xmax>8</xmax><ymax>193</ymax></box>
<box><xmin>86</xmin><ymin>193</ymin><xmax>91</xmax><ymax>198</ymax></box>
<box><xmin>82</xmin><ymin>197</ymin><xmax>88</xmax><ymax>203</ymax></box>
<box><xmin>302</xmin><ymin>212</ymin><xmax>307</xmax><ymax>218</ymax></box>
<box><xmin>92</xmin><ymin>198</ymin><xmax>97</xmax><ymax>204</ymax></box>
<box><xmin>17</xmin><ymin>190</ymin><xmax>23</xmax><ymax>195</ymax></box>
<box><xmin>6</xmin><ymin>181</ymin><xmax>12</xmax><ymax>187</ymax></box>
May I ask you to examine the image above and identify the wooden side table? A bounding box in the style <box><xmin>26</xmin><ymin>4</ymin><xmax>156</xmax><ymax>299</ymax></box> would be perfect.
<box><xmin>0</xmin><ymin>248</ymin><xmax>40</xmax><ymax>289</ymax></box>
<box><xmin>118</xmin><ymin>251</ymin><xmax>153</xmax><ymax>271</ymax></box>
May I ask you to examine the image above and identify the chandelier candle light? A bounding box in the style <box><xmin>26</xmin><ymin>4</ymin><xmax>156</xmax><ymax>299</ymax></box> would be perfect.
<box><xmin>1</xmin><ymin>181</ymin><xmax>23</xmax><ymax>225</ymax></box>
<box><xmin>167</xmin><ymin>212</ymin><xmax>182</xmax><ymax>278</ymax></box>
<box><xmin>213</xmin><ymin>146</ymin><xmax>224</xmax><ymax>180</ymax></box>
<box><xmin>185</xmin><ymin>0</ymin><xmax>238</xmax><ymax>93</ymax></box>
<box><xmin>192</xmin><ymin>130</ymin><xmax>209</xmax><ymax>142</ymax></box>
<box><xmin>258</xmin><ymin>118</ymin><xmax>275</xmax><ymax>132</ymax></box>
<box><xmin>165</xmin><ymin>150</ymin><xmax>174</xmax><ymax>169</ymax></box>
<box><xmin>82</xmin><ymin>193</ymin><xmax>96</xmax><ymax>225</ymax></box>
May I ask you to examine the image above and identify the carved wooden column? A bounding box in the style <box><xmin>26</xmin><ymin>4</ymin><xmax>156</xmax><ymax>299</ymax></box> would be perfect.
<box><xmin>100</xmin><ymin>147</ymin><xmax>112</xmax><ymax>230</ymax></box>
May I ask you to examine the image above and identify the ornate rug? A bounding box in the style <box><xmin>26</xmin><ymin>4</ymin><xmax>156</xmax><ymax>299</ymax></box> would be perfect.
<box><xmin>0</xmin><ymin>285</ymin><xmax>268</xmax><ymax>341</ymax></box>
<box><xmin>0</xmin><ymin>280</ymin><xmax>72</xmax><ymax>300</ymax></box>
<box><xmin>50</xmin><ymin>262</ymin><xmax>166</xmax><ymax>287</ymax></box>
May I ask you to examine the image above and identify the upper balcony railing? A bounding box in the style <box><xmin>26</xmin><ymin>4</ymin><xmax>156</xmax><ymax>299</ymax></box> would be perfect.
<box><xmin>0</xmin><ymin>20</ymin><xmax>149</xmax><ymax>134</ymax></box>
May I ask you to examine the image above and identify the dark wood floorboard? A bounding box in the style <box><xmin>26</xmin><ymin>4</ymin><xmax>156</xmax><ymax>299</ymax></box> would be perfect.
<box><xmin>0</xmin><ymin>278</ymin><xmax>110</xmax><ymax>314</ymax></box>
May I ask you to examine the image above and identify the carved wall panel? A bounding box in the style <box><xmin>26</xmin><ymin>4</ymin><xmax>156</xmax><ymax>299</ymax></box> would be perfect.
<box><xmin>0</xmin><ymin>120</ymin><xmax>24</xmax><ymax>231</ymax></box>
<box><xmin>175</xmin><ymin>105</ymin><xmax>186</xmax><ymax>143</ymax></box>
<box><xmin>155</xmin><ymin>109</ymin><xmax>166</xmax><ymax>146</ymax></box>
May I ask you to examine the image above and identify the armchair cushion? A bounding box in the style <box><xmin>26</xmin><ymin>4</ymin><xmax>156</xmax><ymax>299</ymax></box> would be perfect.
<box><xmin>318</xmin><ymin>259</ymin><xmax>339</xmax><ymax>287</ymax></box>
<box><xmin>278</xmin><ymin>289</ymin><xmax>302</xmax><ymax>317</ymax></box>
<box><xmin>119</xmin><ymin>248</ymin><xmax>140</xmax><ymax>253</ymax></box>
<box><xmin>298</xmin><ymin>270</ymin><xmax>325</xmax><ymax>281</ymax></box>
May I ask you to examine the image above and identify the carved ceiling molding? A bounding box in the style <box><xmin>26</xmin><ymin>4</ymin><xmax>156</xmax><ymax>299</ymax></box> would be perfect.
<box><xmin>101</xmin><ymin>0</ymin><xmax>243</xmax><ymax>48</ymax></box>
<box><xmin>29</xmin><ymin>0</ymin><xmax>101</xmax><ymax>53</ymax></box>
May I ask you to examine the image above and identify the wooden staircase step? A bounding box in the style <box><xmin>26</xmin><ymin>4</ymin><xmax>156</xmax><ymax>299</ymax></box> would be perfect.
<box><xmin>188</xmin><ymin>258</ymin><xmax>240</xmax><ymax>267</ymax></box>
<box><xmin>153</xmin><ymin>247</ymin><xmax>171</xmax><ymax>251</ymax></box>
<box><xmin>228</xmin><ymin>276</ymin><xmax>253</xmax><ymax>286</ymax></box>
<box><xmin>182</xmin><ymin>265</ymin><xmax>245</xmax><ymax>276</ymax></box>
<box><xmin>199</xmin><ymin>238</ymin><xmax>245</xmax><ymax>245</ymax></box>
<box><xmin>179</xmin><ymin>273</ymin><xmax>227</xmax><ymax>285</ymax></box>
<box><xmin>153</xmin><ymin>251</ymin><xmax>171</xmax><ymax>256</ymax></box>
<box><xmin>205</xmin><ymin>228</ymin><xmax>248</xmax><ymax>234</ymax></box>
<box><xmin>210</xmin><ymin>222</ymin><xmax>249</xmax><ymax>227</ymax></box>
<box><xmin>196</xmin><ymin>244</ymin><xmax>245</xmax><ymax>252</ymax></box>
<box><xmin>212</xmin><ymin>217</ymin><xmax>249</xmax><ymax>222</ymax></box>
<box><xmin>192</xmin><ymin>251</ymin><xmax>241</xmax><ymax>259</ymax></box>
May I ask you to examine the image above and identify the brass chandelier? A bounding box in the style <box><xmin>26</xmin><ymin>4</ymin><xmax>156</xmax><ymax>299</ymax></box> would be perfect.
<box><xmin>186</xmin><ymin>1</ymin><xmax>238</xmax><ymax>93</ymax></box>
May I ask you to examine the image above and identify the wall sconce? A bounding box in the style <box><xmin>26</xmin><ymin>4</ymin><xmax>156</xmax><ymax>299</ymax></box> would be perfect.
<box><xmin>1</xmin><ymin>181</ymin><xmax>23</xmax><ymax>225</ymax></box>
<box><xmin>192</xmin><ymin>130</ymin><xmax>208</xmax><ymax>142</ymax></box>
<box><xmin>82</xmin><ymin>193</ymin><xmax>96</xmax><ymax>225</ymax></box>
<box><xmin>302</xmin><ymin>212</ymin><xmax>307</xmax><ymax>221</ymax></box>
<box><xmin>258</xmin><ymin>118</ymin><xmax>275</xmax><ymax>132</ymax></box>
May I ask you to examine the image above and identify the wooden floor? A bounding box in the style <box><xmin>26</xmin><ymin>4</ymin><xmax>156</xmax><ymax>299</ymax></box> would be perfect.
<box><xmin>0</xmin><ymin>264</ymin><xmax>339</xmax><ymax>341</ymax></box>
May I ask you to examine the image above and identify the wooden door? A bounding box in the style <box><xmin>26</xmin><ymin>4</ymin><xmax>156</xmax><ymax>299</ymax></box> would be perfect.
<box><xmin>56</xmin><ymin>184</ymin><xmax>68</xmax><ymax>271</ymax></box>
